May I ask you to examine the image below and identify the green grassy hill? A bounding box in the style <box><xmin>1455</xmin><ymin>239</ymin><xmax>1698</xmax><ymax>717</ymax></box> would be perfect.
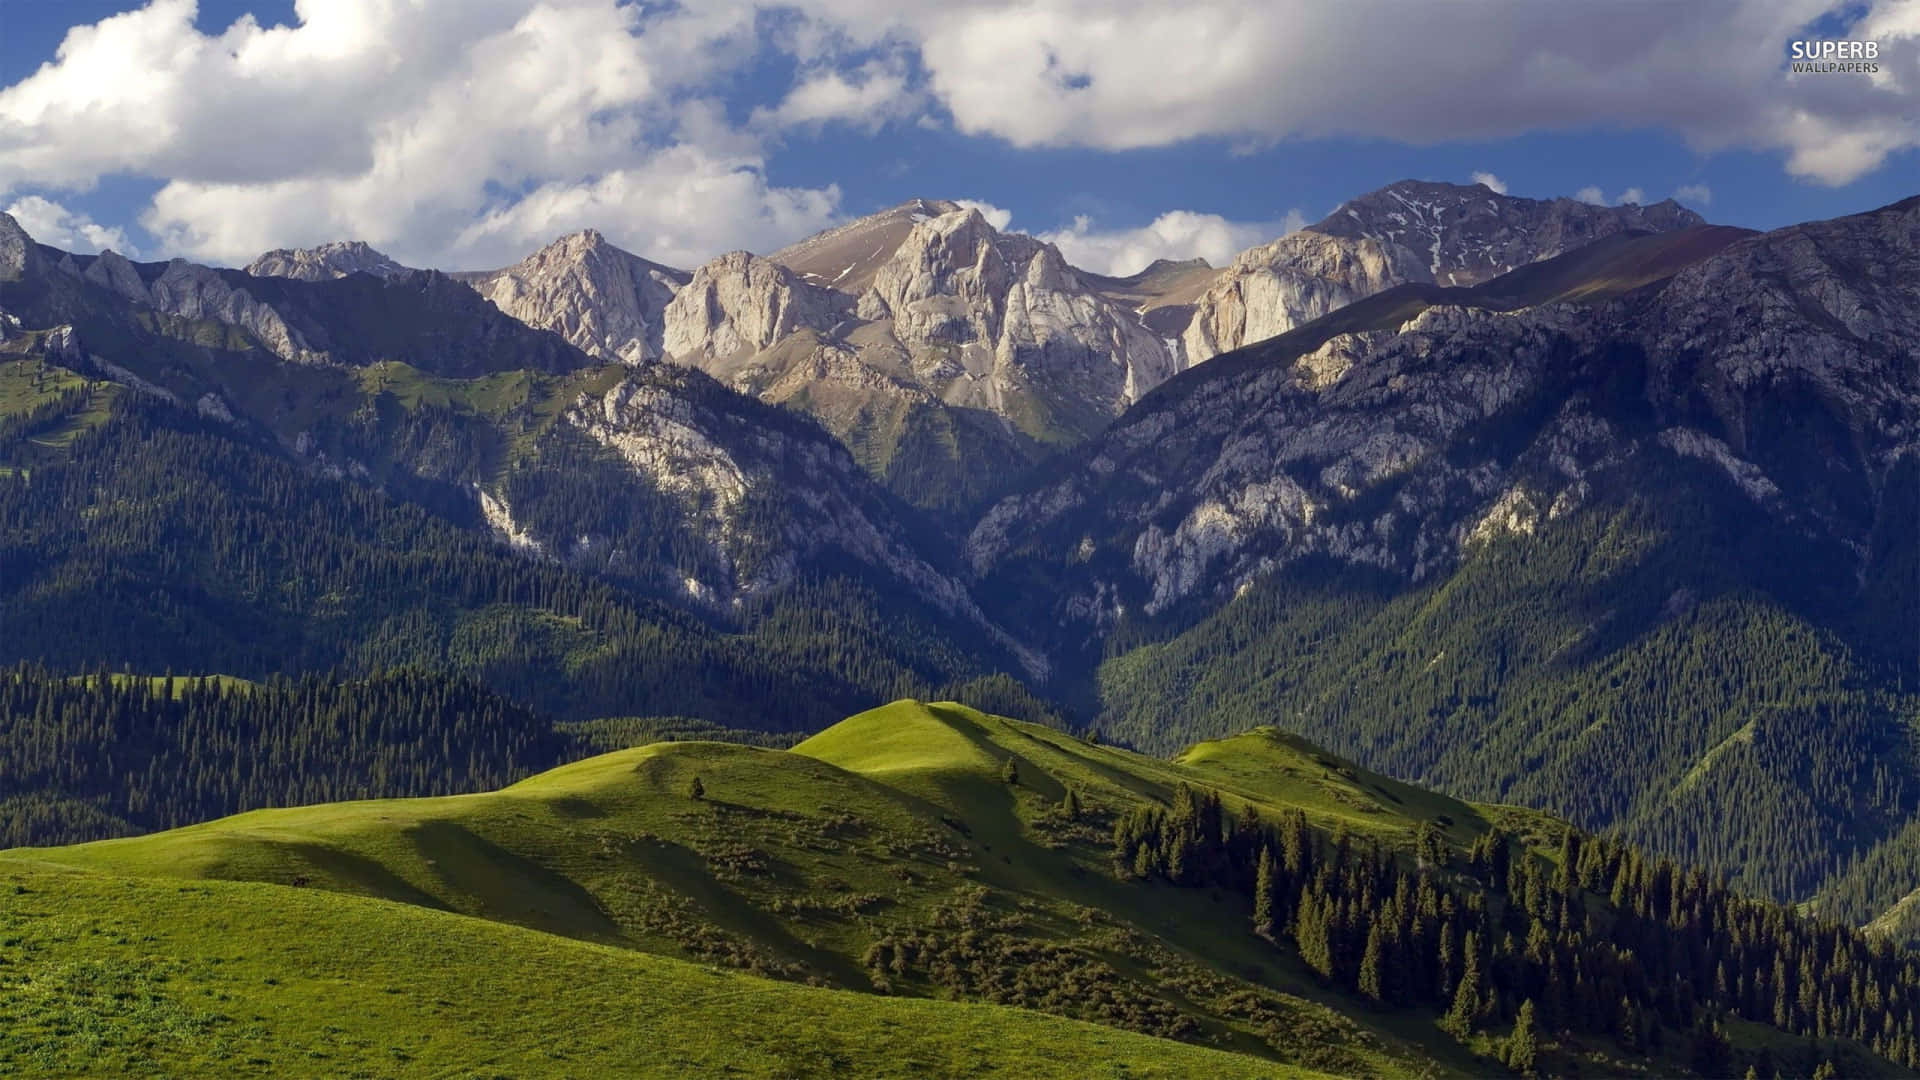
<box><xmin>0</xmin><ymin>864</ymin><xmax>1295</xmax><ymax>1079</ymax></box>
<box><xmin>9</xmin><ymin>701</ymin><xmax>1902</xmax><ymax>1078</ymax></box>
<box><xmin>3</xmin><ymin>702</ymin><xmax>1529</xmax><ymax>1078</ymax></box>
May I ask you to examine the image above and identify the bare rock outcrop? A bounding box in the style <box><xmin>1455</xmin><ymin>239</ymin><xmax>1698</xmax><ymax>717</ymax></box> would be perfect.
<box><xmin>1183</xmin><ymin>180</ymin><xmax>1707</xmax><ymax>364</ymax></box>
<box><xmin>458</xmin><ymin>231</ymin><xmax>687</xmax><ymax>364</ymax></box>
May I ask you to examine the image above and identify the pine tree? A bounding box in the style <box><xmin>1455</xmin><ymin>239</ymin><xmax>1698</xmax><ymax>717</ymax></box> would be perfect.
<box><xmin>1504</xmin><ymin>998</ymin><xmax>1539</xmax><ymax>1075</ymax></box>
<box><xmin>1443</xmin><ymin>933</ymin><xmax>1485</xmax><ymax>1037</ymax></box>
<box><xmin>1415</xmin><ymin>821</ymin><xmax>1447</xmax><ymax>868</ymax></box>
<box><xmin>687</xmin><ymin>775</ymin><xmax>704</xmax><ymax>801</ymax></box>
<box><xmin>1618</xmin><ymin>996</ymin><xmax>1641</xmax><ymax>1054</ymax></box>
<box><xmin>1061</xmin><ymin>787</ymin><xmax>1081</xmax><ymax>821</ymax></box>
<box><xmin>1000</xmin><ymin>757</ymin><xmax>1019</xmax><ymax>785</ymax></box>
<box><xmin>1359</xmin><ymin>920</ymin><xmax>1388</xmax><ymax>1004</ymax></box>
<box><xmin>1297</xmin><ymin>891</ymin><xmax>1335</xmax><ymax>981</ymax></box>
<box><xmin>1689</xmin><ymin>1019</ymin><xmax>1731</xmax><ymax>1078</ymax></box>
<box><xmin>1444</xmin><ymin>967</ymin><xmax>1481</xmax><ymax>1038</ymax></box>
<box><xmin>1167</xmin><ymin>831</ymin><xmax>1193</xmax><ymax>884</ymax></box>
<box><xmin>1253</xmin><ymin>847</ymin><xmax>1277</xmax><ymax>939</ymax></box>
<box><xmin>1132</xmin><ymin>841</ymin><xmax>1156</xmax><ymax>880</ymax></box>
<box><xmin>1281</xmin><ymin>810</ymin><xmax>1311</xmax><ymax>878</ymax></box>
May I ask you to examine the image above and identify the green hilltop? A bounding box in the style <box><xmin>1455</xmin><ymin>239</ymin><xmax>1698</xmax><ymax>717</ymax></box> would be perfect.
<box><xmin>1</xmin><ymin>850</ymin><xmax>1295</xmax><ymax>1079</ymax></box>
<box><xmin>7</xmin><ymin>701</ymin><xmax>1906</xmax><ymax>1078</ymax></box>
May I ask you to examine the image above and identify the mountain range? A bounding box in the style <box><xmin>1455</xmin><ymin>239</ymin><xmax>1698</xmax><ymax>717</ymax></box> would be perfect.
<box><xmin>223</xmin><ymin>182</ymin><xmax>1708</xmax><ymax>520</ymax></box>
<box><xmin>2</xmin><ymin>178</ymin><xmax>1917</xmax><ymax>1077</ymax></box>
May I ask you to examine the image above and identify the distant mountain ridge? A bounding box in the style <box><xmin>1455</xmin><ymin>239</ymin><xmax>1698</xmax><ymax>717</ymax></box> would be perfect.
<box><xmin>224</xmin><ymin>182</ymin><xmax>1704</xmax><ymax>517</ymax></box>
<box><xmin>0</xmin><ymin>209</ymin><xmax>1046</xmax><ymax>717</ymax></box>
<box><xmin>666</xmin><ymin>200</ymin><xmax>1183</xmax><ymax>517</ymax></box>
<box><xmin>246</xmin><ymin>240</ymin><xmax>412</xmax><ymax>281</ymax></box>
<box><xmin>452</xmin><ymin>229</ymin><xmax>690</xmax><ymax>365</ymax></box>
<box><xmin>9</xmin><ymin>183</ymin><xmax>1918</xmax><ymax>930</ymax></box>
<box><xmin>966</xmin><ymin>193</ymin><xmax>1918</xmax><ymax>903</ymax></box>
<box><xmin>1182</xmin><ymin>180</ymin><xmax>1707</xmax><ymax>364</ymax></box>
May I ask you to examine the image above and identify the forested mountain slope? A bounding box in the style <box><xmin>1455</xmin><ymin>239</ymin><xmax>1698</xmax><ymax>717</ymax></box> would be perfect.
<box><xmin>0</xmin><ymin>210</ymin><xmax>1047</xmax><ymax>735</ymax></box>
<box><xmin>6</xmin><ymin>187</ymin><xmax>1920</xmax><ymax>953</ymax></box>
<box><xmin>972</xmin><ymin>196</ymin><xmax>1919</xmax><ymax>906</ymax></box>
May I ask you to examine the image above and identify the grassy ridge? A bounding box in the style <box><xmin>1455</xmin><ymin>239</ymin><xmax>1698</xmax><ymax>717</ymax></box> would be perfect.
<box><xmin>5</xmin><ymin>702</ymin><xmax>1906</xmax><ymax>1077</ymax></box>
<box><xmin>7</xmin><ymin>702</ymin><xmax>1506</xmax><ymax>1078</ymax></box>
<box><xmin>0</xmin><ymin>865</ymin><xmax>1295</xmax><ymax>1079</ymax></box>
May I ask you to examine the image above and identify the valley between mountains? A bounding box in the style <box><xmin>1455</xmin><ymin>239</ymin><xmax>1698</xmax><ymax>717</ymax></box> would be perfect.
<box><xmin>1</xmin><ymin>179</ymin><xmax>1916</xmax><ymax>1077</ymax></box>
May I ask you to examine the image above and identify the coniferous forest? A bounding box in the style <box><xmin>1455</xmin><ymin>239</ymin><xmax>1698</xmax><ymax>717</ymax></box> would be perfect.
<box><xmin>1115</xmin><ymin>784</ymin><xmax>1920</xmax><ymax>1077</ymax></box>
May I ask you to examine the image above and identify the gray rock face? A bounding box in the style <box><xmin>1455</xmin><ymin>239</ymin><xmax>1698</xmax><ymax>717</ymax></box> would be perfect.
<box><xmin>663</xmin><ymin>250</ymin><xmax>851</xmax><ymax>360</ymax></box>
<box><xmin>551</xmin><ymin>366</ymin><xmax>1047</xmax><ymax>678</ymax></box>
<box><xmin>971</xmin><ymin>196</ymin><xmax>1919</xmax><ymax>639</ymax></box>
<box><xmin>55</xmin><ymin>248</ymin><xmax>326</xmax><ymax>365</ymax></box>
<box><xmin>458</xmin><ymin>231</ymin><xmax>688</xmax><ymax>364</ymax></box>
<box><xmin>664</xmin><ymin>204</ymin><xmax>1181</xmax><ymax>478</ymax></box>
<box><xmin>773</xmin><ymin>197</ymin><xmax>966</xmax><ymax>295</ymax></box>
<box><xmin>858</xmin><ymin>208</ymin><xmax>1179</xmax><ymax>421</ymax></box>
<box><xmin>246</xmin><ymin>241</ymin><xmax>410</xmax><ymax>282</ymax></box>
<box><xmin>43</xmin><ymin>324</ymin><xmax>83</xmax><ymax>363</ymax></box>
<box><xmin>1183</xmin><ymin>180</ymin><xmax>1707</xmax><ymax>365</ymax></box>
<box><xmin>650</xmin><ymin>203</ymin><xmax>1190</xmax><ymax>516</ymax></box>
<box><xmin>81</xmin><ymin>250</ymin><xmax>151</xmax><ymax>303</ymax></box>
<box><xmin>150</xmin><ymin>260</ymin><xmax>327</xmax><ymax>363</ymax></box>
<box><xmin>0</xmin><ymin>213</ymin><xmax>35</xmax><ymax>282</ymax></box>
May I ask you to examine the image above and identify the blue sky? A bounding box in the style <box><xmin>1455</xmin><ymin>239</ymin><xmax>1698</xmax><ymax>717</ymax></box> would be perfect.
<box><xmin>0</xmin><ymin>0</ymin><xmax>1915</xmax><ymax>274</ymax></box>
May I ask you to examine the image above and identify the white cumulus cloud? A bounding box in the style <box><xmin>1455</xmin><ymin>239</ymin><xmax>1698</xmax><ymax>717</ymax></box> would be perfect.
<box><xmin>953</xmin><ymin>198</ymin><xmax>1013</xmax><ymax>230</ymax></box>
<box><xmin>750</xmin><ymin>57</ymin><xmax>922</xmax><ymax>134</ymax></box>
<box><xmin>0</xmin><ymin>0</ymin><xmax>836</xmax><ymax>269</ymax></box>
<box><xmin>4</xmin><ymin>194</ymin><xmax>137</xmax><ymax>256</ymax></box>
<box><xmin>1673</xmin><ymin>183</ymin><xmax>1713</xmax><ymax>206</ymax></box>
<box><xmin>1573</xmin><ymin>185</ymin><xmax>1654</xmax><ymax>207</ymax></box>
<box><xmin>2</xmin><ymin>0</ymin><xmax>1915</xmax><ymax>268</ymax></box>
<box><xmin>1470</xmin><ymin>171</ymin><xmax>1509</xmax><ymax>195</ymax></box>
<box><xmin>1038</xmin><ymin>209</ymin><xmax>1304</xmax><ymax>277</ymax></box>
<box><xmin>797</xmin><ymin>0</ymin><xmax>1920</xmax><ymax>185</ymax></box>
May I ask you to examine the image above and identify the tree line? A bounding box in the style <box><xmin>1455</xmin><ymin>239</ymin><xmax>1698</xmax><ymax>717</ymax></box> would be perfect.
<box><xmin>1114</xmin><ymin>782</ymin><xmax>1917</xmax><ymax>1075</ymax></box>
<box><xmin>0</xmin><ymin>663</ymin><xmax>569</xmax><ymax>847</ymax></box>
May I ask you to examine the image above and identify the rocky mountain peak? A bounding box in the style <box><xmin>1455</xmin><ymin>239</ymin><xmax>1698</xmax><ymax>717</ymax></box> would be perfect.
<box><xmin>653</xmin><ymin>202</ymin><xmax>1185</xmax><ymax>516</ymax></box>
<box><xmin>0</xmin><ymin>212</ymin><xmax>33</xmax><ymax>282</ymax></box>
<box><xmin>33</xmin><ymin>244</ymin><xmax>326</xmax><ymax>365</ymax></box>
<box><xmin>858</xmin><ymin>207</ymin><xmax>1031</xmax><ymax>345</ymax></box>
<box><xmin>246</xmin><ymin>241</ymin><xmax>410</xmax><ymax>282</ymax></box>
<box><xmin>662</xmin><ymin>250</ymin><xmax>852</xmax><ymax>361</ymax></box>
<box><xmin>770</xmin><ymin>199</ymin><xmax>969</xmax><ymax>295</ymax></box>
<box><xmin>1182</xmin><ymin>179</ymin><xmax>1709</xmax><ymax>365</ymax></box>
<box><xmin>82</xmin><ymin>250</ymin><xmax>153</xmax><ymax>301</ymax></box>
<box><xmin>1312</xmin><ymin>180</ymin><xmax>1706</xmax><ymax>273</ymax></box>
<box><xmin>535</xmin><ymin>229</ymin><xmax>616</xmax><ymax>260</ymax></box>
<box><xmin>1144</xmin><ymin>257</ymin><xmax>1213</xmax><ymax>273</ymax></box>
<box><xmin>455</xmin><ymin>230</ymin><xmax>689</xmax><ymax>365</ymax></box>
<box><xmin>970</xmin><ymin>195</ymin><xmax>1916</xmax><ymax>647</ymax></box>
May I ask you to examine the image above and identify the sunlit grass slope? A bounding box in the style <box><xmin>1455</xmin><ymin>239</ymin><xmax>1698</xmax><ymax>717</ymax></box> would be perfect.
<box><xmin>7</xmin><ymin>701</ymin><xmax>1519</xmax><ymax>1077</ymax></box>
<box><xmin>0</xmin><ymin>863</ymin><xmax>1299</xmax><ymax>1079</ymax></box>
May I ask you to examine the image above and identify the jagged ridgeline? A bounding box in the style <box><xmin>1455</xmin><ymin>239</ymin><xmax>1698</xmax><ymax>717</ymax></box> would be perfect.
<box><xmin>973</xmin><ymin>195</ymin><xmax>1920</xmax><ymax>910</ymax></box>
<box><xmin>0</xmin><ymin>214</ymin><xmax>1049</xmax><ymax>732</ymax></box>
<box><xmin>5</xmin><ymin>183</ymin><xmax>1920</xmax><ymax>974</ymax></box>
<box><xmin>4</xmin><ymin>702</ymin><xmax>1913</xmax><ymax>1077</ymax></box>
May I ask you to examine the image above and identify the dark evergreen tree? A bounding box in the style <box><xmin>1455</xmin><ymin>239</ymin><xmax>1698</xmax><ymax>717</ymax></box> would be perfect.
<box><xmin>1253</xmin><ymin>847</ymin><xmax>1277</xmax><ymax>939</ymax></box>
<box><xmin>1504</xmin><ymin>998</ymin><xmax>1539</xmax><ymax>1075</ymax></box>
